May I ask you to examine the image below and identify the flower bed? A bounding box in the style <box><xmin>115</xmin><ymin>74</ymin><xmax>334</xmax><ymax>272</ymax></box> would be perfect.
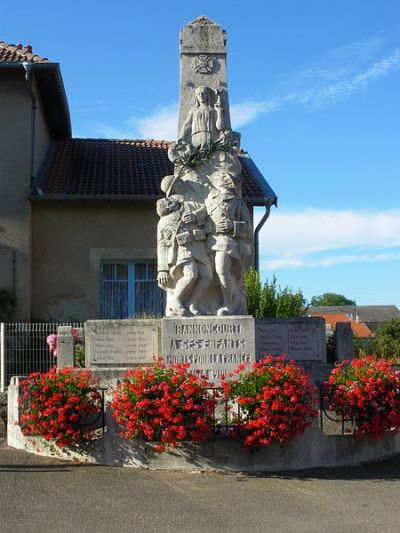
<box><xmin>222</xmin><ymin>356</ymin><xmax>317</xmax><ymax>447</ymax></box>
<box><xmin>323</xmin><ymin>357</ymin><xmax>400</xmax><ymax>438</ymax></box>
<box><xmin>19</xmin><ymin>366</ymin><xmax>101</xmax><ymax>448</ymax></box>
<box><xmin>111</xmin><ymin>358</ymin><xmax>216</xmax><ymax>452</ymax></box>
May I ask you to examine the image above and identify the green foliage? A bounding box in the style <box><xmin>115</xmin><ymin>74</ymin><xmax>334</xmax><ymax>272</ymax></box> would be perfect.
<box><xmin>75</xmin><ymin>343</ymin><xmax>85</xmax><ymax>368</ymax></box>
<box><xmin>372</xmin><ymin>317</ymin><xmax>400</xmax><ymax>361</ymax></box>
<box><xmin>244</xmin><ymin>268</ymin><xmax>305</xmax><ymax>318</ymax></box>
<box><xmin>353</xmin><ymin>336</ymin><xmax>374</xmax><ymax>358</ymax></box>
<box><xmin>175</xmin><ymin>139</ymin><xmax>236</xmax><ymax>174</ymax></box>
<box><xmin>353</xmin><ymin>318</ymin><xmax>400</xmax><ymax>362</ymax></box>
<box><xmin>310</xmin><ymin>292</ymin><xmax>356</xmax><ymax>306</ymax></box>
<box><xmin>243</xmin><ymin>267</ymin><xmax>262</xmax><ymax>317</ymax></box>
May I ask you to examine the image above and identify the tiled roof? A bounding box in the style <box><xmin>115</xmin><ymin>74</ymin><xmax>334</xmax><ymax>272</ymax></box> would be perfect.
<box><xmin>310</xmin><ymin>313</ymin><xmax>373</xmax><ymax>338</ymax></box>
<box><xmin>37</xmin><ymin>139</ymin><xmax>277</xmax><ymax>205</ymax></box>
<box><xmin>0</xmin><ymin>41</ymin><xmax>49</xmax><ymax>63</ymax></box>
<box><xmin>308</xmin><ymin>306</ymin><xmax>400</xmax><ymax>323</ymax></box>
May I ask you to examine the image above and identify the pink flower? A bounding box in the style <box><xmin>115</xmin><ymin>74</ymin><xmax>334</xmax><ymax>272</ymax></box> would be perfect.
<box><xmin>46</xmin><ymin>334</ymin><xmax>57</xmax><ymax>356</ymax></box>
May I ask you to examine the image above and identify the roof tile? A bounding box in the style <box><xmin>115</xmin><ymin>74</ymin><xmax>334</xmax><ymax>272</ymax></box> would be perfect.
<box><xmin>0</xmin><ymin>41</ymin><xmax>49</xmax><ymax>63</ymax></box>
<box><xmin>311</xmin><ymin>313</ymin><xmax>374</xmax><ymax>338</ymax></box>
<box><xmin>38</xmin><ymin>138</ymin><xmax>277</xmax><ymax>205</ymax></box>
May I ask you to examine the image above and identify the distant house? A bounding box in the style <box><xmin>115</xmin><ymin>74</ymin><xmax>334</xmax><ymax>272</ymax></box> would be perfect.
<box><xmin>308</xmin><ymin>306</ymin><xmax>400</xmax><ymax>333</ymax></box>
<box><xmin>309</xmin><ymin>312</ymin><xmax>373</xmax><ymax>338</ymax></box>
<box><xmin>0</xmin><ymin>41</ymin><xmax>277</xmax><ymax>322</ymax></box>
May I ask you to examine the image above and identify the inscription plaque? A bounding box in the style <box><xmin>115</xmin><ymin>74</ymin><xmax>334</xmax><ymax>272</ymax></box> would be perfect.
<box><xmin>162</xmin><ymin>316</ymin><xmax>256</xmax><ymax>383</ymax></box>
<box><xmin>255</xmin><ymin>318</ymin><xmax>326</xmax><ymax>362</ymax></box>
<box><xmin>85</xmin><ymin>320</ymin><xmax>160</xmax><ymax>367</ymax></box>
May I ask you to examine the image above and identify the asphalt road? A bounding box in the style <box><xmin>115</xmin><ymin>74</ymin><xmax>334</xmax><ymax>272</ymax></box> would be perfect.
<box><xmin>1</xmin><ymin>437</ymin><xmax>400</xmax><ymax>533</ymax></box>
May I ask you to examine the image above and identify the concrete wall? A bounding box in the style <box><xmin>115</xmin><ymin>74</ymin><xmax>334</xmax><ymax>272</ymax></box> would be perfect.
<box><xmin>0</xmin><ymin>68</ymin><xmax>51</xmax><ymax>320</ymax></box>
<box><xmin>9</xmin><ymin>376</ymin><xmax>400</xmax><ymax>472</ymax></box>
<box><xmin>31</xmin><ymin>201</ymin><xmax>159</xmax><ymax>321</ymax></box>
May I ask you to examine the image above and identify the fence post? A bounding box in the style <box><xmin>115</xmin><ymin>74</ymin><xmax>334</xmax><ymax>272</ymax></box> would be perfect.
<box><xmin>1</xmin><ymin>323</ymin><xmax>5</xmax><ymax>392</ymax></box>
<box><xmin>57</xmin><ymin>326</ymin><xmax>75</xmax><ymax>367</ymax></box>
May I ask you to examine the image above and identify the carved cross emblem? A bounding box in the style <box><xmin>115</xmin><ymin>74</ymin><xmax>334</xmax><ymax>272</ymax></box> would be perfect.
<box><xmin>193</xmin><ymin>55</ymin><xmax>214</xmax><ymax>74</ymax></box>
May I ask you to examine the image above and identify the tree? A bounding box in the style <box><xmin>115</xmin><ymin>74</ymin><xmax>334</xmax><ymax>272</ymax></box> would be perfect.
<box><xmin>310</xmin><ymin>292</ymin><xmax>356</xmax><ymax>306</ymax></box>
<box><xmin>372</xmin><ymin>317</ymin><xmax>400</xmax><ymax>360</ymax></box>
<box><xmin>244</xmin><ymin>268</ymin><xmax>305</xmax><ymax>318</ymax></box>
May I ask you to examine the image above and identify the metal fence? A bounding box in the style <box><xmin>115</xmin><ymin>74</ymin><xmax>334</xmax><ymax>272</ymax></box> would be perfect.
<box><xmin>0</xmin><ymin>323</ymin><xmax>82</xmax><ymax>391</ymax></box>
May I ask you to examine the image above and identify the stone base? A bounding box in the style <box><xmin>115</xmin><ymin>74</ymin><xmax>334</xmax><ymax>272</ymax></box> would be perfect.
<box><xmin>8</xmin><ymin>377</ymin><xmax>400</xmax><ymax>472</ymax></box>
<box><xmin>162</xmin><ymin>315</ymin><xmax>255</xmax><ymax>382</ymax></box>
<box><xmin>255</xmin><ymin>317</ymin><xmax>327</xmax><ymax>362</ymax></box>
<box><xmin>85</xmin><ymin>319</ymin><xmax>160</xmax><ymax>367</ymax></box>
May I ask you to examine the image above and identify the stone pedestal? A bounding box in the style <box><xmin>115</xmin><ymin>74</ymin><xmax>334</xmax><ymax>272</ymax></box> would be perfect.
<box><xmin>57</xmin><ymin>326</ymin><xmax>85</xmax><ymax>368</ymax></box>
<box><xmin>57</xmin><ymin>326</ymin><xmax>76</xmax><ymax>367</ymax></box>
<box><xmin>85</xmin><ymin>319</ymin><xmax>160</xmax><ymax>367</ymax></box>
<box><xmin>162</xmin><ymin>316</ymin><xmax>255</xmax><ymax>382</ymax></box>
<box><xmin>255</xmin><ymin>317</ymin><xmax>326</xmax><ymax>362</ymax></box>
<box><xmin>334</xmin><ymin>322</ymin><xmax>354</xmax><ymax>362</ymax></box>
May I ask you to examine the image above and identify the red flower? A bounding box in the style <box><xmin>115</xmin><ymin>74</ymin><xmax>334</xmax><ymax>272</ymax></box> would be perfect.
<box><xmin>19</xmin><ymin>366</ymin><xmax>101</xmax><ymax>449</ymax></box>
<box><xmin>323</xmin><ymin>357</ymin><xmax>400</xmax><ymax>439</ymax></box>
<box><xmin>111</xmin><ymin>358</ymin><xmax>215</xmax><ymax>452</ymax></box>
<box><xmin>222</xmin><ymin>355</ymin><xmax>317</xmax><ymax>448</ymax></box>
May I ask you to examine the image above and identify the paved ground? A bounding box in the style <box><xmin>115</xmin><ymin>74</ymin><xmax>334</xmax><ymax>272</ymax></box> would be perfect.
<box><xmin>1</xmin><ymin>437</ymin><xmax>400</xmax><ymax>533</ymax></box>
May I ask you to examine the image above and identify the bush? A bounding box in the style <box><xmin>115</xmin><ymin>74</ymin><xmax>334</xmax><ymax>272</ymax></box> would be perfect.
<box><xmin>111</xmin><ymin>358</ymin><xmax>216</xmax><ymax>452</ymax></box>
<box><xmin>222</xmin><ymin>356</ymin><xmax>317</xmax><ymax>447</ymax></box>
<box><xmin>372</xmin><ymin>318</ymin><xmax>400</xmax><ymax>361</ymax></box>
<box><xmin>19</xmin><ymin>367</ymin><xmax>101</xmax><ymax>448</ymax></box>
<box><xmin>323</xmin><ymin>357</ymin><xmax>400</xmax><ymax>438</ymax></box>
<box><xmin>244</xmin><ymin>268</ymin><xmax>305</xmax><ymax>318</ymax></box>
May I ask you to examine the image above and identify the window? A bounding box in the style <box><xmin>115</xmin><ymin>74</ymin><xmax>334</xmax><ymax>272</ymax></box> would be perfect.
<box><xmin>100</xmin><ymin>261</ymin><xmax>164</xmax><ymax>319</ymax></box>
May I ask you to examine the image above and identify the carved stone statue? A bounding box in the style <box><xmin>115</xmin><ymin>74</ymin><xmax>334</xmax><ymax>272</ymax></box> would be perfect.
<box><xmin>157</xmin><ymin>44</ymin><xmax>252</xmax><ymax>316</ymax></box>
<box><xmin>205</xmin><ymin>171</ymin><xmax>251</xmax><ymax>316</ymax></box>
<box><xmin>178</xmin><ymin>86</ymin><xmax>224</xmax><ymax>148</ymax></box>
<box><xmin>157</xmin><ymin>175</ymin><xmax>213</xmax><ymax>317</ymax></box>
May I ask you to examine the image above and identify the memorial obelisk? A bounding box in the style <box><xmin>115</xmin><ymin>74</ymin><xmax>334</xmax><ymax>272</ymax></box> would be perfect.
<box><xmin>158</xmin><ymin>17</ymin><xmax>255</xmax><ymax>381</ymax></box>
<box><xmin>157</xmin><ymin>16</ymin><xmax>252</xmax><ymax>318</ymax></box>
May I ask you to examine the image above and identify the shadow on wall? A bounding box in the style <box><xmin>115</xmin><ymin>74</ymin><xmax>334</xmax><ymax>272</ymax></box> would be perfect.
<box><xmin>0</xmin><ymin>289</ymin><xmax>15</xmax><ymax>321</ymax></box>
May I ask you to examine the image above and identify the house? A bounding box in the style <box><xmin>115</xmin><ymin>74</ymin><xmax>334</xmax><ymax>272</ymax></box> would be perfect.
<box><xmin>308</xmin><ymin>305</ymin><xmax>400</xmax><ymax>333</ymax></box>
<box><xmin>0</xmin><ymin>41</ymin><xmax>277</xmax><ymax>322</ymax></box>
<box><xmin>309</xmin><ymin>312</ymin><xmax>373</xmax><ymax>338</ymax></box>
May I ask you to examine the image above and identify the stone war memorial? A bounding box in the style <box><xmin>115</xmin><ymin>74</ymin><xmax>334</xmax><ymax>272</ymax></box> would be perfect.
<box><xmin>10</xmin><ymin>16</ymin><xmax>399</xmax><ymax>473</ymax></box>
<box><xmin>157</xmin><ymin>16</ymin><xmax>257</xmax><ymax>380</ymax></box>
<box><xmin>58</xmin><ymin>16</ymin><xmax>328</xmax><ymax>380</ymax></box>
<box><xmin>72</xmin><ymin>15</ymin><xmax>268</xmax><ymax>382</ymax></box>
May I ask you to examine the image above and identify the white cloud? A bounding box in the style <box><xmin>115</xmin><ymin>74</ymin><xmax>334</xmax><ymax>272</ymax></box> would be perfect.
<box><xmin>230</xmin><ymin>99</ymin><xmax>280</xmax><ymax>128</ymax></box>
<box><xmin>257</xmin><ymin>208</ymin><xmax>400</xmax><ymax>270</ymax></box>
<box><xmin>264</xmin><ymin>253</ymin><xmax>400</xmax><ymax>270</ymax></box>
<box><xmin>127</xmin><ymin>103</ymin><xmax>178</xmax><ymax>140</ymax></box>
<box><xmin>257</xmin><ymin>208</ymin><xmax>400</xmax><ymax>256</ymax></box>
<box><xmin>310</xmin><ymin>49</ymin><xmax>400</xmax><ymax>107</ymax></box>
<box><xmin>93</xmin><ymin>104</ymin><xmax>178</xmax><ymax>141</ymax></box>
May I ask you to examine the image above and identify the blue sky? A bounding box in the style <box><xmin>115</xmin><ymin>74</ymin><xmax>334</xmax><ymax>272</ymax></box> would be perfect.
<box><xmin>2</xmin><ymin>0</ymin><xmax>399</xmax><ymax>306</ymax></box>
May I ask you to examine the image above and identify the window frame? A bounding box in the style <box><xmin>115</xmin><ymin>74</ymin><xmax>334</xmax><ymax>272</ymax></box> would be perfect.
<box><xmin>100</xmin><ymin>259</ymin><xmax>162</xmax><ymax>319</ymax></box>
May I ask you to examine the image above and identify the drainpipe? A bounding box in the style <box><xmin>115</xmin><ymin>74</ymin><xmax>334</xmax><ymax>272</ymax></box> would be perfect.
<box><xmin>254</xmin><ymin>205</ymin><xmax>271</xmax><ymax>272</ymax></box>
<box><xmin>22</xmin><ymin>62</ymin><xmax>37</xmax><ymax>187</ymax></box>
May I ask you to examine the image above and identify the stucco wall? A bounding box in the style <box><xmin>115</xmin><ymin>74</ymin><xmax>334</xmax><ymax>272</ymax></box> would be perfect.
<box><xmin>0</xmin><ymin>68</ymin><xmax>51</xmax><ymax>320</ymax></box>
<box><xmin>31</xmin><ymin>200</ymin><xmax>256</xmax><ymax>321</ymax></box>
<box><xmin>31</xmin><ymin>201</ymin><xmax>159</xmax><ymax>321</ymax></box>
<box><xmin>0</xmin><ymin>69</ymin><xmax>32</xmax><ymax>319</ymax></box>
